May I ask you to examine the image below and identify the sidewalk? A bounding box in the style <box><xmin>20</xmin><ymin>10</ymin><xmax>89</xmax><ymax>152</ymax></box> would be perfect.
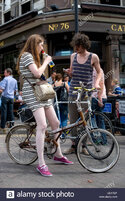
<box><xmin>0</xmin><ymin>134</ymin><xmax>125</xmax><ymax>188</ymax></box>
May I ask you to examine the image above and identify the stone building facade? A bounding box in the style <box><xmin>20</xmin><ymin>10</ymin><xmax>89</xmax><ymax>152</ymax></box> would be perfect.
<box><xmin>0</xmin><ymin>0</ymin><xmax>125</xmax><ymax>91</ymax></box>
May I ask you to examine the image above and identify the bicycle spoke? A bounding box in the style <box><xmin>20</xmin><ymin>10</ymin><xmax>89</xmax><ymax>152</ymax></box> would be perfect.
<box><xmin>86</xmin><ymin>112</ymin><xmax>114</xmax><ymax>134</ymax></box>
<box><xmin>6</xmin><ymin>125</ymin><xmax>38</xmax><ymax>165</ymax></box>
<box><xmin>77</xmin><ymin>129</ymin><xmax>119</xmax><ymax>173</ymax></box>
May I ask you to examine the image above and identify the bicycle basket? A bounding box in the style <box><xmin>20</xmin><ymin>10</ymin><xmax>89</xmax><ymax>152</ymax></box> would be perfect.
<box><xmin>18</xmin><ymin>108</ymin><xmax>36</xmax><ymax>123</ymax></box>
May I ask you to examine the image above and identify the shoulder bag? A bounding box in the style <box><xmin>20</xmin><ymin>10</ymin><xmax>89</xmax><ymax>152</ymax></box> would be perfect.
<box><xmin>59</xmin><ymin>83</ymin><xmax>68</xmax><ymax>101</ymax></box>
<box><xmin>23</xmin><ymin>76</ymin><xmax>56</xmax><ymax>101</ymax></box>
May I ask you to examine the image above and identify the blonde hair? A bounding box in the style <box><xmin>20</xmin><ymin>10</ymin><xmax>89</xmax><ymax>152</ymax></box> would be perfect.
<box><xmin>112</xmin><ymin>79</ymin><xmax>119</xmax><ymax>85</ymax></box>
<box><xmin>16</xmin><ymin>34</ymin><xmax>44</xmax><ymax>73</ymax></box>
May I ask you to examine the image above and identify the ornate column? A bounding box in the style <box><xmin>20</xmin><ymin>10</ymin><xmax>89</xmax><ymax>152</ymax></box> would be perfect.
<box><xmin>105</xmin><ymin>34</ymin><xmax>121</xmax><ymax>93</ymax></box>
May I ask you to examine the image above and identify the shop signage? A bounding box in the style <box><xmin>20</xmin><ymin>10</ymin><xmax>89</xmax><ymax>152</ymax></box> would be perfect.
<box><xmin>119</xmin><ymin>101</ymin><xmax>125</xmax><ymax>114</ymax></box>
<box><xmin>111</xmin><ymin>24</ymin><xmax>125</xmax><ymax>32</ymax></box>
<box><xmin>120</xmin><ymin>116</ymin><xmax>125</xmax><ymax>124</ymax></box>
<box><xmin>103</xmin><ymin>103</ymin><xmax>112</xmax><ymax>113</ymax></box>
<box><xmin>48</xmin><ymin>22</ymin><xmax>70</xmax><ymax>32</ymax></box>
<box><xmin>0</xmin><ymin>41</ymin><xmax>4</xmax><ymax>47</ymax></box>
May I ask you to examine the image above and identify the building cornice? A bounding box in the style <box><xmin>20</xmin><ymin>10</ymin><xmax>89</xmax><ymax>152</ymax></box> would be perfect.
<box><xmin>81</xmin><ymin>3</ymin><xmax>125</xmax><ymax>15</ymax></box>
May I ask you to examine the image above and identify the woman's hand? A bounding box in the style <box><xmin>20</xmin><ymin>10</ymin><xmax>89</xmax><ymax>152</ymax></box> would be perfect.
<box><xmin>44</xmin><ymin>55</ymin><xmax>52</xmax><ymax>65</ymax></box>
<box><xmin>98</xmin><ymin>97</ymin><xmax>104</xmax><ymax>107</ymax></box>
<box><xmin>29</xmin><ymin>55</ymin><xmax>52</xmax><ymax>78</ymax></box>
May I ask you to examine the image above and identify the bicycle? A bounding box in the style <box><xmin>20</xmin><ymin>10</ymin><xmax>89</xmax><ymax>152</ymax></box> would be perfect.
<box><xmin>55</xmin><ymin>87</ymin><xmax>114</xmax><ymax>144</ymax></box>
<box><xmin>5</xmin><ymin>82</ymin><xmax>120</xmax><ymax>173</ymax></box>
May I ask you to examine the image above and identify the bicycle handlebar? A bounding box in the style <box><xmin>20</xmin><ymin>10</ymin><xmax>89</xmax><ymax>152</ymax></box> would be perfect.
<box><xmin>74</xmin><ymin>81</ymin><xmax>101</xmax><ymax>92</ymax></box>
<box><xmin>74</xmin><ymin>86</ymin><xmax>96</xmax><ymax>92</ymax></box>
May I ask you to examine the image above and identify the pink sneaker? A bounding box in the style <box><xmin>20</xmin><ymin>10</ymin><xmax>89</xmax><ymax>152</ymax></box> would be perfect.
<box><xmin>36</xmin><ymin>165</ymin><xmax>53</xmax><ymax>177</ymax></box>
<box><xmin>54</xmin><ymin>156</ymin><xmax>74</xmax><ymax>165</ymax></box>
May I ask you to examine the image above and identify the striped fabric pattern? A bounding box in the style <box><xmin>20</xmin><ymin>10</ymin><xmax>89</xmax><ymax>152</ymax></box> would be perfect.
<box><xmin>19</xmin><ymin>52</ymin><xmax>52</xmax><ymax>112</ymax></box>
<box><xmin>69</xmin><ymin>53</ymin><xmax>93</xmax><ymax>98</ymax></box>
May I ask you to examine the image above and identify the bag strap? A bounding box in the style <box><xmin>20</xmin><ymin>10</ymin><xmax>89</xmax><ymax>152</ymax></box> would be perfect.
<box><xmin>22</xmin><ymin>75</ymin><xmax>47</xmax><ymax>89</ymax></box>
<box><xmin>22</xmin><ymin>75</ymin><xmax>35</xmax><ymax>90</ymax></box>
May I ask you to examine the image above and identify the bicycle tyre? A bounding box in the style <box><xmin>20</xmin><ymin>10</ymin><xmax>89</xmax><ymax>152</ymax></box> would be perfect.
<box><xmin>77</xmin><ymin>129</ymin><xmax>120</xmax><ymax>173</ymax></box>
<box><xmin>86</xmin><ymin>111</ymin><xmax>114</xmax><ymax>135</ymax></box>
<box><xmin>86</xmin><ymin>129</ymin><xmax>115</xmax><ymax>160</ymax></box>
<box><xmin>6</xmin><ymin>124</ymin><xmax>38</xmax><ymax>165</ymax></box>
<box><xmin>86</xmin><ymin>111</ymin><xmax>115</xmax><ymax>158</ymax></box>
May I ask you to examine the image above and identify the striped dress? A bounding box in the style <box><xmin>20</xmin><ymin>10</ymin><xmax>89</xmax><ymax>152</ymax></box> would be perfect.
<box><xmin>19</xmin><ymin>52</ymin><xmax>52</xmax><ymax>112</ymax></box>
<box><xmin>69</xmin><ymin>53</ymin><xmax>93</xmax><ymax>98</ymax></box>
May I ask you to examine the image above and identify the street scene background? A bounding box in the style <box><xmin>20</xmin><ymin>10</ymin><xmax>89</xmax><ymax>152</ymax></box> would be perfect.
<box><xmin>0</xmin><ymin>0</ymin><xmax>125</xmax><ymax>197</ymax></box>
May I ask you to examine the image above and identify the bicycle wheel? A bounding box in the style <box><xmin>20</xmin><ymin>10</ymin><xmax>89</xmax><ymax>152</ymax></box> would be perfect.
<box><xmin>6</xmin><ymin>124</ymin><xmax>38</xmax><ymax>165</ymax></box>
<box><xmin>86</xmin><ymin>111</ymin><xmax>114</xmax><ymax>134</ymax></box>
<box><xmin>86</xmin><ymin>112</ymin><xmax>115</xmax><ymax>158</ymax></box>
<box><xmin>77</xmin><ymin>129</ymin><xmax>120</xmax><ymax>173</ymax></box>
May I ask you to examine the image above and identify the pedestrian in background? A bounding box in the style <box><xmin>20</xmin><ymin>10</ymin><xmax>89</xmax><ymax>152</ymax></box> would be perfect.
<box><xmin>16</xmin><ymin>34</ymin><xmax>73</xmax><ymax>177</ymax></box>
<box><xmin>0</xmin><ymin>68</ymin><xmax>18</xmax><ymax>131</ymax></box>
<box><xmin>63</xmin><ymin>74</ymin><xmax>70</xmax><ymax>86</ymax></box>
<box><xmin>91</xmin><ymin>68</ymin><xmax>107</xmax><ymax>144</ymax></box>
<box><xmin>108</xmin><ymin>79</ymin><xmax>122</xmax><ymax>96</ymax></box>
<box><xmin>64</xmin><ymin>33</ymin><xmax>102</xmax><ymax>154</ymax></box>
<box><xmin>47</xmin><ymin>71</ymin><xmax>56</xmax><ymax>84</ymax></box>
<box><xmin>15</xmin><ymin>90</ymin><xmax>26</xmax><ymax>109</ymax></box>
<box><xmin>91</xmin><ymin>68</ymin><xmax>107</xmax><ymax>113</ymax></box>
<box><xmin>54</xmin><ymin>73</ymin><xmax>69</xmax><ymax>128</ymax></box>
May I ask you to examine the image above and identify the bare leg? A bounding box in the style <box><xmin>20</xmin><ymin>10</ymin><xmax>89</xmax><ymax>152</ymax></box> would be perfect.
<box><xmin>45</xmin><ymin>105</ymin><xmax>63</xmax><ymax>158</ymax></box>
<box><xmin>33</xmin><ymin>107</ymin><xmax>47</xmax><ymax>167</ymax></box>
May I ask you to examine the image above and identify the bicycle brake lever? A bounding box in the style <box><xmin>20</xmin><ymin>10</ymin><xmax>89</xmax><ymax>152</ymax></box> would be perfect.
<box><xmin>72</xmin><ymin>91</ymin><xmax>78</xmax><ymax>95</ymax></box>
<box><xmin>79</xmin><ymin>81</ymin><xmax>85</xmax><ymax>88</ymax></box>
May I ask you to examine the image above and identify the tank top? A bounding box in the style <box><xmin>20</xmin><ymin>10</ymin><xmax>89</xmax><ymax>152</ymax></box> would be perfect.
<box><xmin>69</xmin><ymin>53</ymin><xmax>93</xmax><ymax>98</ymax></box>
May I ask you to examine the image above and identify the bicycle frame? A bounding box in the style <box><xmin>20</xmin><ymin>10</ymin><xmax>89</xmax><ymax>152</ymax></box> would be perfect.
<box><xmin>54</xmin><ymin>86</ymin><xmax>100</xmax><ymax>130</ymax></box>
<box><xmin>46</xmin><ymin>87</ymin><xmax>101</xmax><ymax>152</ymax></box>
<box><xmin>7</xmin><ymin>83</ymin><xmax>119</xmax><ymax>168</ymax></box>
<box><xmin>53</xmin><ymin>87</ymin><xmax>96</xmax><ymax>139</ymax></box>
<box><xmin>5</xmin><ymin>84</ymin><xmax>100</xmax><ymax>152</ymax></box>
<box><xmin>53</xmin><ymin>88</ymin><xmax>87</xmax><ymax>137</ymax></box>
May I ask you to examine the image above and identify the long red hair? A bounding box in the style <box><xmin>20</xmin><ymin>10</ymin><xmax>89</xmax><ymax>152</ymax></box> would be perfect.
<box><xmin>16</xmin><ymin>34</ymin><xmax>44</xmax><ymax>73</ymax></box>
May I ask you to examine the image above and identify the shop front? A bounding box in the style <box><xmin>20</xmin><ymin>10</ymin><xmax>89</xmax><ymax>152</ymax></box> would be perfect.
<box><xmin>0</xmin><ymin>6</ymin><xmax>125</xmax><ymax>92</ymax></box>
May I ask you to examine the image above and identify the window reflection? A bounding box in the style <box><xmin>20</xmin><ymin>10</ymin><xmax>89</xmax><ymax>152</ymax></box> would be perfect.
<box><xmin>4</xmin><ymin>0</ymin><xmax>11</xmax><ymax>11</ymax></box>
<box><xmin>120</xmin><ymin>43</ymin><xmax>125</xmax><ymax>88</ymax></box>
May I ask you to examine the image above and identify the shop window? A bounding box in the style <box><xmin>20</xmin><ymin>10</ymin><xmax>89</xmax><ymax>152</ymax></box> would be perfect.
<box><xmin>100</xmin><ymin>0</ymin><xmax>120</xmax><ymax>6</ymax></box>
<box><xmin>21</xmin><ymin>1</ymin><xmax>31</xmax><ymax>14</ymax></box>
<box><xmin>4</xmin><ymin>0</ymin><xmax>11</xmax><ymax>11</ymax></box>
<box><xmin>120</xmin><ymin>43</ymin><xmax>125</xmax><ymax>88</ymax></box>
<box><xmin>55</xmin><ymin>49</ymin><xmax>73</xmax><ymax>56</ymax></box>
<box><xmin>90</xmin><ymin>41</ymin><xmax>102</xmax><ymax>60</ymax></box>
<box><xmin>0</xmin><ymin>50</ymin><xmax>19</xmax><ymax>78</ymax></box>
<box><xmin>4</xmin><ymin>11</ymin><xmax>11</xmax><ymax>22</ymax></box>
<box><xmin>53</xmin><ymin>34</ymin><xmax>73</xmax><ymax>57</ymax></box>
<box><xmin>122</xmin><ymin>0</ymin><xmax>125</xmax><ymax>6</ymax></box>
